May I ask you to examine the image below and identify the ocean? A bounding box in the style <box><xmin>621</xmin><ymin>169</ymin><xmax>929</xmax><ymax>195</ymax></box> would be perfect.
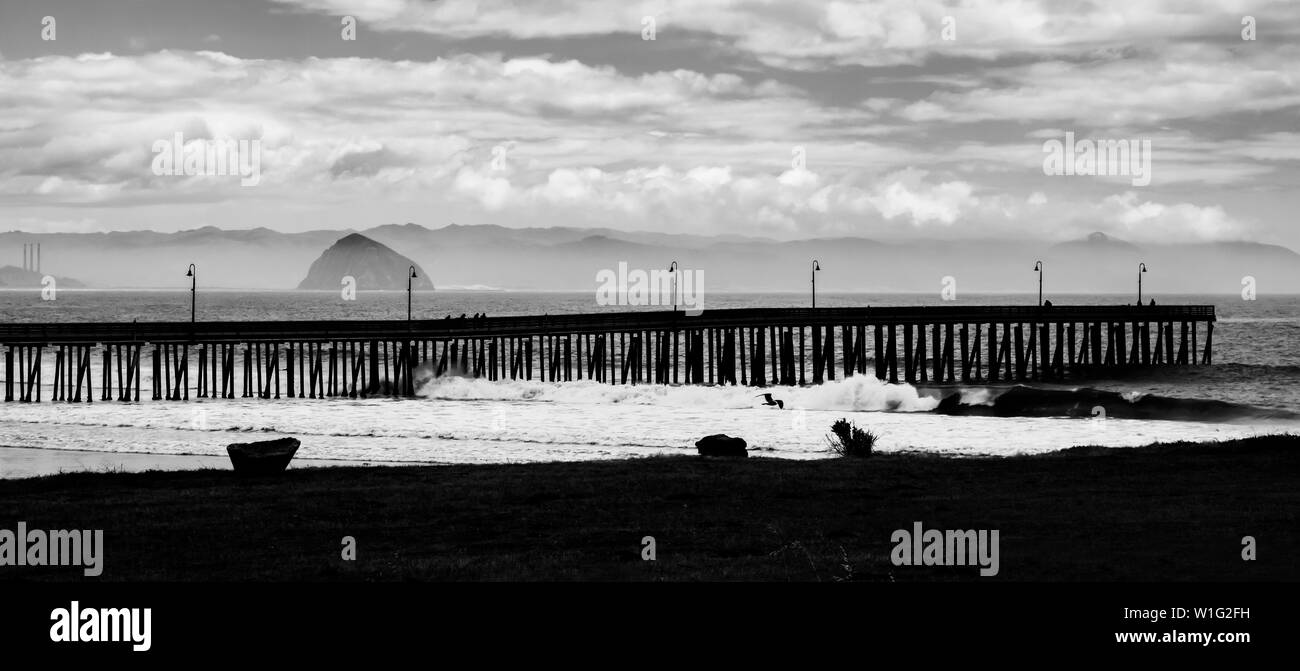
<box><xmin>1</xmin><ymin>291</ymin><xmax>1297</xmax><ymax>477</ymax></box>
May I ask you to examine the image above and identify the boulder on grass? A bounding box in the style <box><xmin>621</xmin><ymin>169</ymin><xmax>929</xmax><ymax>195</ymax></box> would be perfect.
<box><xmin>695</xmin><ymin>434</ymin><xmax>748</xmax><ymax>457</ymax></box>
<box><xmin>227</xmin><ymin>437</ymin><xmax>301</xmax><ymax>475</ymax></box>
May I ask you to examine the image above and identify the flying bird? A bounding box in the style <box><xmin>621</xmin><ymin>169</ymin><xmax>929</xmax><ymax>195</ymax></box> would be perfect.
<box><xmin>756</xmin><ymin>393</ymin><xmax>784</xmax><ymax>409</ymax></box>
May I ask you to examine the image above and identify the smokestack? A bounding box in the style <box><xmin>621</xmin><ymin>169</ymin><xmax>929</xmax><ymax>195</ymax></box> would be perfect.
<box><xmin>37</xmin><ymin>243</ymin><xmax>40</xmax><ymax>273</ymax></box>
<box><xmin>23</xmin><ymin>244</ymin><xmax>28</xmax><ymax>272</ymax></box>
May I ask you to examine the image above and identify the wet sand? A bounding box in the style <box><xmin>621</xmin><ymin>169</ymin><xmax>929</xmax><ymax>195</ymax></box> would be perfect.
<box><xmin>0</xmin><ymin>446</ymin><xmax>413</xmax><ymax>480</ymax></box>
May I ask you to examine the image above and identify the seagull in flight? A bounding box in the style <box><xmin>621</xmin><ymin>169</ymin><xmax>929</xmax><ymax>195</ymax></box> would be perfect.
<box><xmin>756</xmin><ymin>393</ymin><xmax>784</xmax><ymax>409</ymax></box>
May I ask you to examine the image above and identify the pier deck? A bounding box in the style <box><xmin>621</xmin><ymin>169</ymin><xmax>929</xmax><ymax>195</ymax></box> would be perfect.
<box><xmin>0</xmin><ymin>305</ymin><xmax>1216</xmax><ymax>401</ymax></box>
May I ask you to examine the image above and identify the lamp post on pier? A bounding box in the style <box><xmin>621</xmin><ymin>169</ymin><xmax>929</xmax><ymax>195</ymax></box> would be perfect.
<box><xmin>185</xmin><ymin>264</ymin><xmax>196</xmax><ymax>323</ymax></box>
<box><xmin>1033</xmin><ymin>260</ymin><xmax>1043</xmax><ymax>306</ymax></box>
<box><xmin>407</xmin><ymin>265</ymin><xmax>418</xmax><ymax>321</ymax></box>
<box><xmin>811</xmin><ymin>260</ymin><xmax>821</xmax><ymax>308</ymax></box>
<box><xmin>668</xmin><ymin>261</ymin><xmax>678</xmax><ymax>312</ymax></box>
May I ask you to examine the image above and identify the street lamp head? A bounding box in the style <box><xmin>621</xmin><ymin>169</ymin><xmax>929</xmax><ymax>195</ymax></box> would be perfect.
<box><xmin>813</xmin><ymin>260</ymin><xmax>821</xmax><ymax>272</ymax></box>
<box><xmin>1034</xmin><ymin>260</ymin><xmax>1042</xmax><ymax>272</ymax></box>
<box><xmin>409</xmin><ymin>265</ymin><xmax>417</xmax><ymax>279</ymax></box>
<box><xmin>186</xmin><ymin>263</ymin><xmax>195</xmax><ymax>277</ymax></box>
<box><xmin>669</xmin><ymin>261</ymin><xmax>677</xmax><ymax>272</ymax></box>
<box><xmin>1139</xmin><ymin>262</ymin><xmax>1147</xmax><ymax>273</ymax></box>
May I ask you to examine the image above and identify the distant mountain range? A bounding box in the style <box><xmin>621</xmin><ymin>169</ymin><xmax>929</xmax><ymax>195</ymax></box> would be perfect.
<box><xmin>1</xmin><ymin>224</ymin><xmax>1296</xmax><ymax>294</ymax></box>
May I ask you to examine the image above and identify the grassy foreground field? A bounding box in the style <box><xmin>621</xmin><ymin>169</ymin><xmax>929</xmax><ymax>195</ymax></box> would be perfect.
<box><xmin>2</xmin><ymin>435</ymin><xmax>1297</xmax><ymax>581</ymax></box>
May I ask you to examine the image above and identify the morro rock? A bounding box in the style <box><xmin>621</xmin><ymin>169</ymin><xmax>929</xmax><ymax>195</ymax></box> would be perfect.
<box><xmin>297</xmin><ymin>233</ymin><xmax>433</xmax><ymax>290</ymax></box>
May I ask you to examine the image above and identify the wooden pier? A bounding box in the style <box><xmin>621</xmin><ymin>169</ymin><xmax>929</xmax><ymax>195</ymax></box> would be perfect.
<box><xmin>0</xmin><ymin>305</ymin><xmax>1215</xmax><ymax>402</ymax></box>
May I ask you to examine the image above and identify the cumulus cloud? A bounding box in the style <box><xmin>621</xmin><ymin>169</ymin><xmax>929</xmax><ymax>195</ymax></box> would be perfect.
<box><xmin>866</xmin><ymin>170</ymin><xmax>975</xmax><ymax>225</ymax></box>
<box><xmin>0</xmin><ymin>51</ymin><xmax>810</xmax><ymax>203</ymax></box>
<box><xmin>2</xmin><ymin>0</ymin><xmax>1297</xmax><ymax>245</ymax></box>
<box><xmin>267</xmin><ymin>0</ymin><xmax>1300</xmax><ymax>68</ymax></box>
<box><xmin>1100</xmin><ymin>192</ymin><xmax>1245</xmax><ymax>241</ymax></box>
<box><xmin>898</xmin><ymin>44</ymin><xmax>1300</xmax><ymax>126</ymax></box>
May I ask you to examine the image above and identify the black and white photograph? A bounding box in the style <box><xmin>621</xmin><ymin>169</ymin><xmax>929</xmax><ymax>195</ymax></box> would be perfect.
<box><xmin>0</xmin><ymin>0</ymin><xmax>1296</xmax><ymax>658</ymax></box>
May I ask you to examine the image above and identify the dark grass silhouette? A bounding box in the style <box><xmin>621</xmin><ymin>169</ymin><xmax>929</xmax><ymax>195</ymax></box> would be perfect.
<box><xmin>1</xmin><ymin>434</ymin><xmax>1296</xmax><ymax>581</ymax></box>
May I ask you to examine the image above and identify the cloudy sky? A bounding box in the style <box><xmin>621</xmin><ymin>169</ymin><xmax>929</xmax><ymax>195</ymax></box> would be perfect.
<box><xmin>1</xmin><ymin>0</ymin><xmax>1298</xmax><ymax>247</ymax></box>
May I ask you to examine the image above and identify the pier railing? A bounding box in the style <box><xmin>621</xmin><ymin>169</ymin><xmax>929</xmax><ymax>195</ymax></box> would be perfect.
<box><xmin>0</xmin><ymin>305</ymin><xmax>1215</xmax><ymax>344</ymax></box>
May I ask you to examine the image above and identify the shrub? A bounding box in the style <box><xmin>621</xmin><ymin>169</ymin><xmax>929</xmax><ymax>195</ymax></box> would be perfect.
<box><xmin>826</xmin><ymin>418</ymin><xmax>878</xmax><ymax>458</ymax></box>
